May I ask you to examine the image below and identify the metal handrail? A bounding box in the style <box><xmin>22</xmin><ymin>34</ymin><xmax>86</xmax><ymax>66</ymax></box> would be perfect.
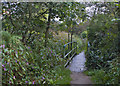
<box><xmin>63</xmin><ymin>41</ymin><xmax>77</xmax><ymax>67</ymax></box>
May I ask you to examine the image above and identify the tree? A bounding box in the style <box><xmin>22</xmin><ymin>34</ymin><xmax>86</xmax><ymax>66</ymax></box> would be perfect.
<box><xmin>2</xmin><ymin>2</ymin><xmax>47</xmax><ymax>44</ymax></box>
<box><xmin>44</xmin><ymin>2</ymin><xmax>71</xmax><ymax>47</ymax></box>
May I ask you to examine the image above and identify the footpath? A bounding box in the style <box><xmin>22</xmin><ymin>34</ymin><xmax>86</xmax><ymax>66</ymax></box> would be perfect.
<box><xmin>67</xmin><ymin>51</ymin><xmax>93</xmax><ymax>85</ymax></box>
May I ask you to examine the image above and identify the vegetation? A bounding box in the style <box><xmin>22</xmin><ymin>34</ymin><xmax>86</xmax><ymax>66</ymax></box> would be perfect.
<box><xmin>1</xmin><ymin>2</ymin><xmax>86</xmax><ymax>85</ymax></box>
<box><xmin>1</xmin><ymin>30</ymin><xmax>73</xmax><ymax>84</ymax></box>
<box><xmin>1</xmin><ymin>1</ymin><xmax>120</xmax><ymax>85</ymax></box>
<box><xmin>85</xmin><ymin>2</ymin><xmax>120</xmax><ymax>85</ymax></box>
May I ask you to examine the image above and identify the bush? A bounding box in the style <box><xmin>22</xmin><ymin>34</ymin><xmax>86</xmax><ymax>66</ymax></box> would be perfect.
<box><xmin>84</xmin><ymin>62</ymin><xmax>120</xmax><ymax>85</ymax></box>
<box><xmin>81</xmin><ymin>31</ymin><xmax>87</xmax><ymax>39</ymax></box>
<box><xmin>1</xmin><ymin>31</ymin><xmax>71</xmax><ymax>84</ymax></box>
<box><xmin>85</xmin><ymin>14</ymin><xmax>119</xmax><ymax>84</ymax></box>
<box><xmin>0</xmin><ymin>31</ymin><xmax>11</xmax><ymax>47</ymax></box>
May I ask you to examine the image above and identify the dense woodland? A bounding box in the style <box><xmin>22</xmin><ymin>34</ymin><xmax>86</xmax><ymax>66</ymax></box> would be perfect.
<box><xmin>1</xmin><ymin>2</ymin><xmax>120</xmax><ymax>85</ymax></box>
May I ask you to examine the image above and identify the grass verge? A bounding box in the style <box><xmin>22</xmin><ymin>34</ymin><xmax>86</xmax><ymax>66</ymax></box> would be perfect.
<box><xmin>54</xmin><ymin>66</ymin><xmax>72</xmax><ymax>84</ymax></box>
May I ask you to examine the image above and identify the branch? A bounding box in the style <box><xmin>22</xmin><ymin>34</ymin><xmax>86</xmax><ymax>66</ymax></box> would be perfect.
<box><xmin>35</xmin><ymin>9</ymin><xmax>48</xmax><ymax>18</ymax></box>
<box><xmin>9</xmin><ymin>15</ymin><xmax>17</xmax><ymax>28</ymax></box>
<box><xmin>26</xmin><ymin>31</ymin><xmax>36</xmax><ymax>43</ymax></box>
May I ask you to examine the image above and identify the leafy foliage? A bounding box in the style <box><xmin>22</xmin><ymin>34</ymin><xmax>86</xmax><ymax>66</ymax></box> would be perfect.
<box><xmin>85</xmin><ymin>2</ymin><xmax>120</xmax><ymax>84</ymax></box>
<box><xmin>81</xmin><ymin>30</ymin><xmax>87</xmax><ymax>39</ymax></box>
<box><xmin>86</xmin><ymin>14</ymin><xmax>118</xmax><ymax>69</ymax></box>
<box><xmin>1</xmin><ymin>31</ymin><xmax>72</xmax><ymax>84</ymax></box>
<box><xmin>2</xmin><ymin>1</ymin><xmax>119</xmax><ymax>85</ymax></box>
<box><xmin>1</xmin><ymin>2</ymin><xmax>85</xmax><ymax>84</ymax></box>
<box><xmin>84</xmin><ymin>60</ymin><xmax>119</xmax><ymax>85</ymax></box>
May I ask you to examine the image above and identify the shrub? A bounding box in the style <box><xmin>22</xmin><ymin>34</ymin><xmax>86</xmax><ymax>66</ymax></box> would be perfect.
<box><xmin>0</xmin><ymin>31</ymin><xmax>11</xmax><ymax>47</ymax></box>
<box><xmin>81</xmin><ymin>31</ymin><xmax>87</xmax><ymax>39</ymax></box>
<box><xmin>85</xmin><ymin>14</ymin><xmax>119</xmax><ymax>84</ymax></box>
<box><xmin>1</xmin><ymin>31</ymin><xmax>71</xmax><ymax>84</ymax></box>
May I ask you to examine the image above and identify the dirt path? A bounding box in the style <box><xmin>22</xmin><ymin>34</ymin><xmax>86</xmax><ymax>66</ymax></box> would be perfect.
<box><xmin>67</xmin><ymin>51</ymin><xmax>93</xmax><ymax>85</ymax></box>
<box><xmin>70</xmin><ymin>72</ymin><xmax>92</xmax><ymax>84</ymax></box>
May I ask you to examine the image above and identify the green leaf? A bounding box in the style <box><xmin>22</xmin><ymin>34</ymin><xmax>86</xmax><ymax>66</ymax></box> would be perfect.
<box><xmin>15</xmin><ymin>53</ymin><xmax>18</xmax><ymax>58</ymax></box>
<box><xmin>22</xmin><ymin>67</ymin><xmax>26</xmax><ymax>71</ymax></box>
<box><xmin>48</xmin><ymin>79</ymin><xmax>53</xmax><ymax>84</ymax></box>
<box><xmin>35</xmin><ymin>5</ymin><xmax>39</xmax><ymax>9</ymax></box>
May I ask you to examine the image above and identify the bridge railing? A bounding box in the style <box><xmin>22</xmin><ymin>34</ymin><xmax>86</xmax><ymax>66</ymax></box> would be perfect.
<box><xmin>63</xmin><ymin>41</ymin><xmax>77</xmax><ymax>67</ymax></box>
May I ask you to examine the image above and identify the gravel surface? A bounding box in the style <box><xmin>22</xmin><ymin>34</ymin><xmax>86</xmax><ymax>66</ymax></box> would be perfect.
<box><xmin>70</xmin><ymin>72</ymin><xmax>93</xmax><ymax>85</ymax></box>
<box><xmin>67</xmin><ymin>51</ymin><xmax>93</xmax><ymax>85</ymax></box>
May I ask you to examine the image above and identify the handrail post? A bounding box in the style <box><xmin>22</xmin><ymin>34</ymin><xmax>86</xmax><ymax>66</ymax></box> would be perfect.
<box><xmin>63</xmin><ymin>45</ymin><xmax>65</xmax><ymax>58</ymax></box>
<box><xmin>76</xmin><ymin>42</ymin><xmax>77</xmax><ymax>54</ymax></box>
<box><xmin>74</xmin><ymin>42</ymin><xmax>75</xmax><ymax>54</ymax></box>
<box><xmin>70</xmin><ymin>42</ymin><xmax>72</xmax><ymax>57</ymax></box>
<box><xmin>68</xmin><ymin>44</ymin><xmax>70</xmax><ymax>58</ymax></box>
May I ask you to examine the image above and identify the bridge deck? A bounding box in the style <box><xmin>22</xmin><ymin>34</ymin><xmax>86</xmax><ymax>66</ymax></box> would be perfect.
<box><xmin>67</xmin><ymin>51</ymin><xmax>86</xmax><ymax>72</ymax></box>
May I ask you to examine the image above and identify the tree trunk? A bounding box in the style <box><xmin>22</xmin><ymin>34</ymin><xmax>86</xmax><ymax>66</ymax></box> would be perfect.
<box><xmin>45</xmin><ymin>8</ymin><xmax>51</xmax><ymax>47</ymax></box>
<box><xmin>70</xmin><ymin>30</ymin><xmax>73</xmax><ymax>57</ymax></box>
<box><xmin>22</xmin><ymin>30</ymin><xmax>28</xmax><ymax>43</ymax></box>
<box><xmin>68</xmin><ymin>31</ymin><xmax>70</xmax><ymax>43</ymax></box>
<box><xmin>118</xmin><ymin>2</ymin><xmax>120</xmax><ymax>63</ymax></box>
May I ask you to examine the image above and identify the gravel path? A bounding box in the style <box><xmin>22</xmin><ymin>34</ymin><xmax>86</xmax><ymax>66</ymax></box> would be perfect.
<box><xmin>67</xmin><ymin>51</ymin><xmax>93</xmax><ymax>84</ymax></box>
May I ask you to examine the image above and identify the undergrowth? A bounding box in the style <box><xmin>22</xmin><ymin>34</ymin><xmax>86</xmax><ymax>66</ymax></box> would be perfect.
<box><xmin>1</xmin><ymin>31</ymin><xmax>72</xmax><ymax>84</ymax></box>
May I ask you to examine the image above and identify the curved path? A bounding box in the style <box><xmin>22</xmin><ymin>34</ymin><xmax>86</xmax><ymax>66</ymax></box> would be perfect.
<box><xmin>67</xmin><ymin>51</ymin><xmax>93</xmax><ymax>84</ymax></box>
